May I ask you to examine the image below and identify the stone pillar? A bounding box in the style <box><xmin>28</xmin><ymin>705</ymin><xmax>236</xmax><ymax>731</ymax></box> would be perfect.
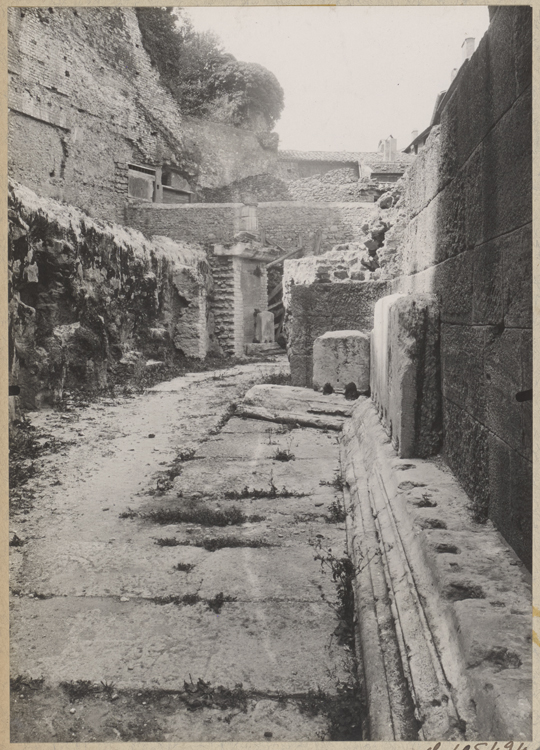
<box><xmin>255</xmin><ymin>311</ymin><xmax>275</xmax><ymax>343</ymax></box>
<box><xmin>313</xmin><ymin>330</ymin><xmax>370</xmax><ymax>394</ymax></box>
<box><xmin>371</xmin><ymin>293</ymin><xmax>442</xmax><ymax>458</ymax></box>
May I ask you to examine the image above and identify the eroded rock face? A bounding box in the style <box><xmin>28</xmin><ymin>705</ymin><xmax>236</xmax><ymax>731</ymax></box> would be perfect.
<box><xmin>8</xmin><ymin>181</ymin><xmax>216</xmax><ymax>409</ymax></box>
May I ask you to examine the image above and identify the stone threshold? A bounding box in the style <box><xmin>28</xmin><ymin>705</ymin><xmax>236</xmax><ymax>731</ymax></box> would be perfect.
<box><xmin>341</xmin><ymin>399</ymin><xmax>531</xmax><ymax>741</ymax></box>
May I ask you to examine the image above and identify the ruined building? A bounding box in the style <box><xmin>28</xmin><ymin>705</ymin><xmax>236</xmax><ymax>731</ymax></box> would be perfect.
<box><xmin>7</xmin><ymin>5</ymin><xmax>532</xmax><ymax>741</ymax></box>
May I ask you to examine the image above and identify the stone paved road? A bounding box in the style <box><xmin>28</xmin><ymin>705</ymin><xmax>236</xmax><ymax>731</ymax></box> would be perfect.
<box><xmin>10</xmin><ymin>356</ymin><xmax>357</xmax><ymax>742</ymax></box>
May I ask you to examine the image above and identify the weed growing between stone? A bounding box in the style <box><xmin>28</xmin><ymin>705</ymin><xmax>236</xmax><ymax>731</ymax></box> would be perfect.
<box><xmin>272</xmin><ymin>448</ymin><xmax>295</xmax><ymax>462</ymax></box>
<box><xmin>174</xmin><ymin>562</ymin><xmax>196</xmax><ymax>572</ymax></box>
<box><xmin>326</xmin><ymin>498</ymin><xmax>346</xmax><ymax>524</ymax></box>
<box><xmin>151</xmin><ymin>592</ymin><xmax>236</xmax><ymax>611</ymax></box>
<box><xmin>155</xmin><ymin>537</ymin><xmax>182</xmax><ymax>547</ymax></box>
<box><xmin>224</xmin><ymin>474</ymin><xmax>307</xmax><ymax>500</ymax></box>
<box><xmin>315</xmin><ymin>547</ymin><xmax>355</xmax><ymax>647</ymax></box>
<box><xmin>311</xmin><ymin>543</ymin><xmax>364</xmax><ymax>738</ymax></box>
<box><xmin>257</xmin><ymin>372</ymin><xmax>291</xmax><ymax>386</ymax></box>
<box><xmin>209</xmin><ymin>402</ymin><xmax>237</xmax><ymax>435</ymax></box>
<box><xmin>10</xmin><ymin>675</ymin><xmax>44</xmax><ymax>692</ymax></box>
<box><xmin>319</xmin><ymin>472</ymin><xmax>345</xmax><ymax>491</ymax></box>
<box><xmin>166</xmin><ymin>536</ymin><xmax>275</xmax><ymax>552</ymax></box>
<box><xmin>297</xmin><ymin>682</ymin><xmax>363</xmax><ymax>741</ymax></box>
<box><xmin>121</xmin><ymin>506</ymin><xmax>265</xmax><ymax>526</ymax></box>
<box><xmin>60</xmin><ymin>680</ymin><xmax>101</xmax><ymax>702</ymax></box>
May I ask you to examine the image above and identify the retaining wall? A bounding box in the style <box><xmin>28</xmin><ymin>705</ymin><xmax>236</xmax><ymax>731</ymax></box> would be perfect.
<box><xmin>389</xmin><ymin>5</ymin><xmax>532</xmax><ymax>566</ymax></box>
<box><xmin>126</xmin><ymin>201</ymin><xmax>378</xmax><ymax>255</ymax></box>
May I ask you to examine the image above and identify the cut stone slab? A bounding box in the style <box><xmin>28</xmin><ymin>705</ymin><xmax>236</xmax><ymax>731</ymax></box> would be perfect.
<box><xmin>371</xmin><ymin>293</ymin><xmax>442</xmax><ymax>458</ymax></box>
<box><xmin>238</xmin><ymin>384</ymin><xmax>355</xmax><ymax>429</ymax></box>
<box><xmin>10</xmin><ymin>686</ymin><xmax>330</xmax><ymax>743</ymax></box>
<box><xmin>312</xmin><ymin>330</ymin><xmax>370</xmax><ymax>394</ymax></box>
<box><xmin>196</xmin><ymin>547</ymin><xmax>338</xmax><ymax>601</ymax></box>
<box><xmin>341</xmin><ymin>398</ymin><xmax>531</xmax><ymax>740</ymax></box>
<box><xmin>10</xmin><ymin>597</ymin><xmax>347</xmax><ymax>693</ymax></box>
<box><xmin>255</xmin><ymin>310</ymin><xmax>275</xmax><ymax>343</ymax></box>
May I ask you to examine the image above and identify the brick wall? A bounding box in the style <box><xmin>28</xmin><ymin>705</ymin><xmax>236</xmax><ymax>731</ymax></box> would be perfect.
<box><xmin>8</xmin><ymin>7</ymin><xmax>277</xmax><ymax>225</ymax></box>
<box><xmin>389</xmin><ymin>6</ymin><xmax>532</xmax><ymax>566</ymax></box>
<box><xmin>210</xmin><ymin>255</ymin><xmax>236</xmax><ymax>356</ymax></box>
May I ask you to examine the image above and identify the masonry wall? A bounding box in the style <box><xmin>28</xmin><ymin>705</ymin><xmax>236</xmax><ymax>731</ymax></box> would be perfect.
<box><xmin>389</xmin><ymin>6</ymin><xmax>532</xmax><ymax>566</ymax></box>
<box><xmin>210</xmin><ymin>256</ymin><xmax>237</xmax><ymax>356</ymax></box>
<box><xmin>126</xmin><ymin>203</ymin><xmax>241</xmax><ymax>245</ymax></box>
<box><xmin>257</xmin><ymin>203</ymin><xmax>378</xmax><ymax>252</ymax></box>
<box><xmin>287</xmin><ymin>282</ymin><xmax>388</xmax><ymax>388</ymax></box>
<box><xmin>126</xmin><ymin>201</ymin><xmax>379</xmax><ymax>254</ymax></box>
<box><xmin>7</xmin><ymin>7</ymin><xmax>277</xmax><ymax>225</ymax></box>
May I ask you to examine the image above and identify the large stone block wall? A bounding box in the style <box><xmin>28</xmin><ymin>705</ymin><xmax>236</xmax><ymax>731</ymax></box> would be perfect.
<box><xmin>8</xmin><ymin>180</ymin><xmax>214</xmax><ymax>409</ymax></box>
<box><xmin>389</xmin><ymin>6</ymin><xmax>532</xmax><ymax>566</ymax></box>
<box><xmin>287</xmin><ymin>281</ymin><xmax>388</xmax><ymax>388</ymax></box>
<box><xmin>8</xmin><ymin>7</ymin><xmax>277</xmax><ymax>225</ymax></box>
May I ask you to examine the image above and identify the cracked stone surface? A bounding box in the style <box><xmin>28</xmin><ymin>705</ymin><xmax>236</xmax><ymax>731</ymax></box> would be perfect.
<box><xmin>10</xmin><ymin>356</ymin><xmax>357</xmax><ymax>742</ymax></box>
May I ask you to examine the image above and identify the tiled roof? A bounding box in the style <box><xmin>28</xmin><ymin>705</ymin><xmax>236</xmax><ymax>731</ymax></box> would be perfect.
<box><xmin>278</xmin><ymin>150</ymin><xmax>380</xmax><ymax>163</ymax></box>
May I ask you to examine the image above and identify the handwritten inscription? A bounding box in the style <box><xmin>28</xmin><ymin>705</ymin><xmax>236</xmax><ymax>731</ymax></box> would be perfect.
<box><xmin>428</xmin><ymin>744</ymin><xmax>529</xmax><ymax>750</ymax></box>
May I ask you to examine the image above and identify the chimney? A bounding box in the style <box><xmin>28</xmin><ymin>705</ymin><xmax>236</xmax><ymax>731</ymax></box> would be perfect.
<box><xmin>411</xmin><ymin>130</ymin><xmax>418</xmax><ymax>142</ymax></box>
<box><xmin>451</xmin><ymin>67</ymin><xmax>458</xmax><ymax>82</ymax></box>
<box><xmin>462</xmin><ymin>37</ymin><xmax>475</xmax><ymax>63</ymax></box>
<box><xmin>383</xmin><ymin>136</ymin><xmax>397</xmax><ymax>162</ymax></box>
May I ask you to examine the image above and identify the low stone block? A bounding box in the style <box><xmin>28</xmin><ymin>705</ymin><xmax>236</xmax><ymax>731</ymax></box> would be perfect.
<box><xmin>312</xmin><ymin>330</ymin><xmax>370</xmax><ymax>394</ymax></box>
<box><xmin>371</xmin><ymin>293</ymin><xmax>442</xmax><ymax>458</ymax></box>
<box><xmin>255</xmin><ymin>311</ymin><xmax>275</xmax><ymax>343</ymax></box>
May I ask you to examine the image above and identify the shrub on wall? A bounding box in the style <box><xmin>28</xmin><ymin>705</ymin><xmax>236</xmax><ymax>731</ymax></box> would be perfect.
<box><xmin>136</xmin><ymin>7</ymin><xmax>283</xmax><ymax>129</ymax></box>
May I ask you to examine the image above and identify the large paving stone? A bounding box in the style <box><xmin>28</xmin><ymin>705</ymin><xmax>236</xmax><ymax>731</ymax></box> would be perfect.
<box><xmin>173</xmin><ymin>455</ymin><xmax>339</xmax><ymax>498</ymax></box>
<box><xmin>163</xmin><ymin>698</ymin><xmax>329</xmax><ymax>742</ymax></box>
<box><xmin>196</xmin><ymin>546</ymin><xmax>337</xmax><ymax>601</ymax></box>
<box><xmin>11</xmin><ymin>597</ymin><xmax>348</xmax><ymax>693</ymax></box>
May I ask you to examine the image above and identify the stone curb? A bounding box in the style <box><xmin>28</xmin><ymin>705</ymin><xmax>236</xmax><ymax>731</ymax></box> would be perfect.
<box><xmin>341</xmin><ymin>399</ymin><xmax>531</xmax><ymax>741</ymax></box>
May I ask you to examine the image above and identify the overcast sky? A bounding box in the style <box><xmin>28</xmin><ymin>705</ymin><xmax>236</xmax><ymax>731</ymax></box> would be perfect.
<box><xmin>187</xmin><ymin>5</ymin><xmax>490</xmax><ymax>153</ymax></box>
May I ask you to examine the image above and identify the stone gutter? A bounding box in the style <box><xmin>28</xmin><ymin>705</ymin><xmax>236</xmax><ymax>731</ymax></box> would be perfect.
<box><xmin>341</xmin><ymin>399</ymin><xmax>532</xmax><ymax>741</ymax></box>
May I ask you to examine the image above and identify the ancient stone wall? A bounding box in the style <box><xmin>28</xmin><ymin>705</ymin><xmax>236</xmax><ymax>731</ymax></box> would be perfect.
<box><xmin>286</xmin><ymin>282</ymin><xmax>387</xmax><ymax>388</ymax></box>
<box><xmin>201</xmin><ymin>168</ymin><xmax>382</xmax><ymax>204</ymax></box>
<box><xmin>7</xmin><ymin>7</ymin><xmax>277</xmax><ymax>225</ymax></box>
<box><xmin>126</xmin><ymin>203</ymin><xmax>240</xmax><ymax>246</ymax></box>
<box><xmin>386</xmin><ymin>6</ymin><xmax>532</xmax><ymax>565</ymax></box>
<box><xmin>258</xmin><ymin>203</ymin><xmax>379</xmax><ymax>252</ymax></box>
<box><xmin>281</xmin><ymin>7</ymin><xmax>531</xmax><ymax>566</ymax></box>
<box><xmin>8</xmin><ymin>181</ymin><xmax>215</xmax><ymax>410</ymax></box>
<box><xmin>126</xmin><ymin>201</ymin><xmax>378</xmax><ymax>254</ymax></box>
